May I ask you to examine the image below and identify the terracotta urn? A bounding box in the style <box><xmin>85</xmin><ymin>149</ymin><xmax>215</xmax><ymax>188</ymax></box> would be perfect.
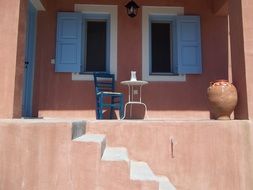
<box><xmin>207</xmin><ymin>80</ymin><xmax>238</xmax><ymax>120</ymax></box>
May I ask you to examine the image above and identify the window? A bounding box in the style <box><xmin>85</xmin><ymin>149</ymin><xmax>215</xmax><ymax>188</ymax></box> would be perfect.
<box><xmin>55</xmin><ymin>5</ymin><xmax>117</xmax><ymax>81</ymax></box>
<box><xmin>82</xmin><ymin>14</ymin><xmax>110</xmax><ymax>73</ymax></box>
<box><xmin>85</xmin><ymin>21</ymin><xmax>106</xmax><ymax>72</ymax></box>
<box><xmin>151</xmin><ymin>22</ymin><xmax>172</xmax><ymax>74</ymax></box>
<box><xmin>142</xmin><ymin>6</ymin><xmax>202</xmax><ymax>82</ymax></box>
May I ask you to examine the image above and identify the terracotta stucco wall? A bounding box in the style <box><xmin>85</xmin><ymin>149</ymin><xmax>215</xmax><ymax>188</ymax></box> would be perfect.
<box><xmin>0</xmin><ymin>120</ymin><xmax>252</xmax><ymax>190</ymax></box>
<box><xmin>229</xmin><ymin>0</ymin><xmax>253</xmax><ymax>119</ymax></box>
<box><xmin>0</xmin><ymin>0</ymin><xmax>28</xmax><ymax>118</ymax></box>
<box><xmin>87</xmin><ymin>120</ymin><xmax>253</xmax><ymax>190</ymax></box>
<box><xmin>33</xmin><ymin>0</ymin><xmax>229</xmax><ymax>119</ymax></box>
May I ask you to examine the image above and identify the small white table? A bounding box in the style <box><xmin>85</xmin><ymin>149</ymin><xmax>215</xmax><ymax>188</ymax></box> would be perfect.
<box><xmin>120</xmin><ymin>80</ymin><xmax>148</xmax><ymax>119</ymax></box>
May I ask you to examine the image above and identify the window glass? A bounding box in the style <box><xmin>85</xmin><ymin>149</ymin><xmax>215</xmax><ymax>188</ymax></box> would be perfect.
<box><xmin>85</xmin><ymin>21</ymin><xmax>107</xmax><ymax>72</ymax></box>
<box><xmin>151</xmin><ymin>23</ymin><xmax>172</xmax><ymax>73</ymax></box>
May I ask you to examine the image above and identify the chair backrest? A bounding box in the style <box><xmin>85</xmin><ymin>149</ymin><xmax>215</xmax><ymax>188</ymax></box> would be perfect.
<box><xmin>93</xmin><ymin>73</ymin><xmax>115</xmax><ymax>94</ymax></box>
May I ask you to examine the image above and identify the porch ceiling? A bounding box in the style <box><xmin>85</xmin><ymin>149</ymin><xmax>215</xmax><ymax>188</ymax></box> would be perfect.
<box><xmin>44</xmin><ymin>0</ymin><xmax>228</xmax><ymax>16</ymax></box>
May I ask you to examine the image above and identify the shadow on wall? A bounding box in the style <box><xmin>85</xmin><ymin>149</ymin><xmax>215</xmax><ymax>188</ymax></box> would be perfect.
<box><xmin>33</xmin><ymin>76</ymin><xmax>226</xmax><ymax>119</ymax></box>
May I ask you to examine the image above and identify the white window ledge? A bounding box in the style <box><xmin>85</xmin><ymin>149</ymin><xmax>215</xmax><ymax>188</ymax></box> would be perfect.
<box><xmin>72</xmin><ymin>73</ymin><xmax>94</xmax><ymax>81</ymax></box>
<box><xmin>143</xmin><ymin>74</ymin><xmax>186</xmax><ymax>82</ymax></box>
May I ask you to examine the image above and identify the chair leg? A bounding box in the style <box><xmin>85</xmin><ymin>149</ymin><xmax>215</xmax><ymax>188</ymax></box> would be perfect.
<box><xmin>98</xmin><ymin>96</ymin><xmax>103</xmax><ymax>119</ymax></box>
<box><xmin>96</xmin><ymin>97</ymin><xmax>99</xmax><ymax>119</ymax></box>
<box><xmin>96</xmin><ymin>108</ymin><xmax>99</xmax><ymax>119</ymax></box>
<box><xmin>110</xmin><ymin>97</ymin><xmax>115</xmax><ymax>119</ymax></box>
<box><xmin>119</xmin><ymin>95</ymin><xmax>124</xmax><ymax>119</ymax></box>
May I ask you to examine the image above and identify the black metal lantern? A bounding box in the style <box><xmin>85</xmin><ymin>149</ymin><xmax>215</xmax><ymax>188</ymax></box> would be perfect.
<box><xmin>125</xmin><ymin>0</ymin><xmax>140</xmax><ymax>18</ymax></box>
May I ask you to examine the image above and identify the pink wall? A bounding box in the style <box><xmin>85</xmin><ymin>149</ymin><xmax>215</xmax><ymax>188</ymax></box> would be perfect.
<box><xmin>87</xmin><ymin>120</ymin><xmax>253</xmax><ymax>190</ymax></box>
<box><xmin>33</xmin><ymin>0</ymin><xmax>229</xmax><ymax>119</ymax></box>
<box><xmin>0</xmin><ymin>120</ymin><xmax>252</xmax><ymax>190</ymax></box>
<box><xmin>0</xmin><ymin>0</ymin><xmax>28</xmax><ymax>118</ymax></box>
<box><xmin>229</xmin><ymin>0</ymin><xmax>253</xmax><ymax>119</ymax></box>
<box><xmin>0</xmin><ymin>120</ymin><xmax>98</xmax><ymax>190</ymax></box>
<box><xmin>228</xmin><ymin>0</ymin><xmax>248</xmax><ymax>119</ymax></box>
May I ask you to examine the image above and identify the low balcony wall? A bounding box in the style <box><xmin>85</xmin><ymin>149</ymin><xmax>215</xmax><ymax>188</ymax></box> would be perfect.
<box><xmin>0</xmin><ymin>119</ymin><xmax>252</xmax><ymax>190</ymax></box>
<box><xmin>87</xmin><ymin>120</ymin><xmax>253</xmax><ymax>190</ymax></box>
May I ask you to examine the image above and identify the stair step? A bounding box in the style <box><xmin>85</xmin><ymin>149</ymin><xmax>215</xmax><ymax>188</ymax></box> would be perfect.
<box><xmin>71</xmin><ymin>120</ymin><xmax>86</xmax><ymax>139</ymax></box>
<box><xmin>130</xmin><ymin>161</ymin><xmax>156</xmax><ymax>181</ymax></box>
<box><xmin>101</xmin><ymin>147</ymin><xmax>129</xmax><ymax>162</ymax></box>
<box><xmin>73</xmin><ymin>134</ymin><xmax>106</xmax><ymax>158</ymax></box>
<box><xmin>156</xmin><ymin>176</ymin><xmax>176</xmax><ymax>190</ymax></box>
<box><xmin>73</xmin><ymin>134</ymin><xmax>105</xmax><ymax>143</ymax></box>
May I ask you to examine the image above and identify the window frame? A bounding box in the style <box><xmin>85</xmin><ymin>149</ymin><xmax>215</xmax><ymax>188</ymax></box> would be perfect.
<box><xmin>72</xmin><ymin>4</ymin><xmax>118</xmax><ymax>81</ymax></box>
<box><xmin>142</xmin><ymin>6</ymin><xmax>186</xmax><ymax>82</ymax></box>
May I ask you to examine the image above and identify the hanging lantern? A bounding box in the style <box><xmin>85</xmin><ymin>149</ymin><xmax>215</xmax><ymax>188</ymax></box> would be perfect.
<box><xmin>125</xmin><ymin>0</ymin><xmax>140</xmax><ymax>18</ymax></box>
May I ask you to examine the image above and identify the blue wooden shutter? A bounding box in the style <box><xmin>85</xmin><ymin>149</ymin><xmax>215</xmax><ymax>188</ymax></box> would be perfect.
<box><xmin>55</xmin><ymin>12</ymin><xmax>82</xmax><ymax>72</ymax></box>
<box><xmin>176</xmin><ymin>16</ymin><xmax>202</xmax><ymax>74</ymax></box>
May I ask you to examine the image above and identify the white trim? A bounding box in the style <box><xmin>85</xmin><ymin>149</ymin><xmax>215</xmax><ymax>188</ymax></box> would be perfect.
<box><xmin>72</xmin><ymin>73</ymin><xmax>93</xmax><ymax>81</ymax></box>
<box><xmin>143</xmin><ymin>74</ymin><xmax>186</xmax><ymax>82</ymax></box>
<box><xmin>30</xmin><ymin>0</ymin><xmax>45</xmax><ymax>11</ymax></box>
<box><xmin>73</xmin><ymin>4</ymin><xmax>118</xmax><ymax>81</ymax></box>
<box><xmin>142</xmin><ymin>6</ymin><xmax>186</xmax><ymax>82</ymax></box>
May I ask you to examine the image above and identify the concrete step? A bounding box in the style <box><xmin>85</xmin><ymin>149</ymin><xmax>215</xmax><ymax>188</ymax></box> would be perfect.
<box><xmin>156</xmin><ymin>176</ymin><xmax>176</xmax><ymax>190</ymax></box>
<box><xmin>130</xmin><ymin>160</ymin><xmax>156</xmax><ymax>181</ymax></box>
<box><xmin>130</xmin><ymin>161</ymin><xmax>176</xmax><ymax>190</ymax></box>
<box><xmin>98</xmin><ymin>147</ymin><xmax>132</xmax><ymax>190</ymax></box>
<box><xmin>102</xmin><ymin>147</ymin><xmax>129</xmax><ymax>162</ymax></box>
<box><xmin>71</xmin><ymin>120</ymin><xmax>86</xmax><ymax>139</ymax></box>
<box><xmin>74</xmin><ymin>133</ymin><xmax>105</xmax><ymax>143</ymax></box>
<box><xmin>73</xmin><ymin>134</ymin><xmax>106</xmax><ymax>158</ymax></box>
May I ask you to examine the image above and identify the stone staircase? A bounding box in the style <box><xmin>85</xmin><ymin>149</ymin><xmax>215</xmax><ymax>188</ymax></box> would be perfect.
<box><xmin>73</xmin><ymin>133</ymin><xmax>176</xmax><ymax>190</ymax></box>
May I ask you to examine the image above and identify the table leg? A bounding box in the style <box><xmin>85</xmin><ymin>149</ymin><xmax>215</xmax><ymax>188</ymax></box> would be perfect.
<box><xmin>130</xmin><ymin>104</ymin><xmax>133</xmax><ymax>118</ymax></box>
<box><xmin>128</xmin><ymin>85</ymin><xmax>131</xmax><ymax>102</ymax></box>
<box><xmin>130</xmin><ymin>86</ymin><xmax>134</xmax><ymax>118</ymax></box>
<box><xmin>121</xmin><ymin>102</ymin><xmax>131</xmax><ymax>120</ymax></box>
<box><xmin>140</xmin><ymin>86</ymin><xmax>142</xmax><ymax>102</ymax></box>
<box><xmin>143</xmin><ymin>102</ymin><xmax>148</xmax><ymax>119</ymax></box>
